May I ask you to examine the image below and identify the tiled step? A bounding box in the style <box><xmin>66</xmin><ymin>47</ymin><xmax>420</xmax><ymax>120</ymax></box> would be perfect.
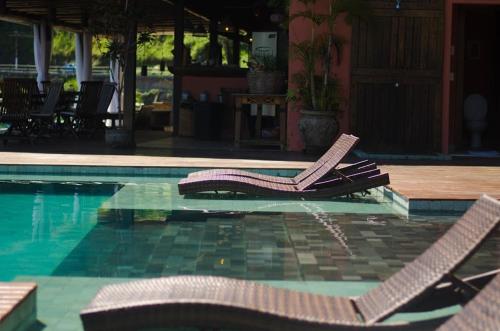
<box><xmin>0</xmin><ymin>283</ymin><xmax>37</xmax><ymax>331</ymax></box>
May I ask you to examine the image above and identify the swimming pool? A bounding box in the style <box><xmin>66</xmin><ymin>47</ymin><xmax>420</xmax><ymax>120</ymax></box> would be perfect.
<box><xmin>1</xmin><ymin>174</ymin><xmax>498</xmax><ymax>330</ymax></box>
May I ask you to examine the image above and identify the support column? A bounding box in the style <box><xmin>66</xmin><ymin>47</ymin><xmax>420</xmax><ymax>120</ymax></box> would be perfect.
<box><xmin>232</xmin><ymin>26</ymin><xmax>240</xmax><ymax>66</ymax></box>
<box><xmin>172</xmin><ymin>0</ymin><xmax>184</xmax><ymax>136</ymax></box>
<box><xmin>0</xmin><ymin>0</ymin><xmax>6</xmax><ymax>15</ymax></box>
<box><xmin>209</xmin><ymin>19</ymin><xmax>219</xmax><ymax>65</ymax></box>
<box><xmin>122</xmin><ymin>9</ymin><xmax>137</xmax><ymax>147</ymax></box>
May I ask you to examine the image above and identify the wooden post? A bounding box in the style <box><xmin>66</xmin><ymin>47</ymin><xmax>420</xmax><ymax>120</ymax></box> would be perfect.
<box><xmin>122</xmin><ymin>7</ymin><xmax>137</xmax><ymax>147</ymax></box>
<box><xmin>209</xmin><ymin>19</ymin><xmax>219</xmax><ymax>65</ymax></box>
<box><xmin>172</xmin><ymin>0</ymin><xmax>184</xmax><ymax>136</ymax></box>
<box><xmin>232</xmin><ymin>26</ymin><xmax>240</xmax><ymax>66</ymax></box>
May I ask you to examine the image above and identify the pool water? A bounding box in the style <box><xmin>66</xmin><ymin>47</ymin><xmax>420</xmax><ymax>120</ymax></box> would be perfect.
<box><xmin>0</xmin><ymin>176</ymin><xmax>498</xmax><ymax>330</ymax></box>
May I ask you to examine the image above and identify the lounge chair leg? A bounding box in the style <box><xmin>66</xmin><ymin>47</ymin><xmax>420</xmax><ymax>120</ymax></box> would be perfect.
<box><xmin>445</xmin><ymin>273</ymin><xmax>480</xmax><ymax>303</ymax></box>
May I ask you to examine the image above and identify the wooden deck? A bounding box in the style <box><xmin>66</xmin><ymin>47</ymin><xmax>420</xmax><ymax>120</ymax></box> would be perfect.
<box><xmin>0</xmin><ymin>152</ymin><xmax>499</xmax><ymax>201</ymax></box>
<box><xmin>0</xmin><ymin>282</ymin><xmax>37</xmax><ymax>331</ymax></box>
<box><xmin>380</xmin><ymin>165</ymin><xmax>500</xmax><ymax>201</ymax></box>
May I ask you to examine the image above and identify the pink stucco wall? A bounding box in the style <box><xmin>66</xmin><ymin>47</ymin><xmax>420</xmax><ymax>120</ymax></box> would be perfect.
<box><xmin>287</xmin><ymin>0</ymin><xmax>353</xmax><ymax>151</ymax></box>
<box><xmin>182</xmin><ymin>76</ymin><xmax>248</xmax><ymax>103</ymax></box>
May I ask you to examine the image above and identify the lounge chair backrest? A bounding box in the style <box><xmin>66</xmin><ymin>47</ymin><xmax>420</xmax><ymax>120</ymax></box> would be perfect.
<box><xmin>2</xmin><ymin>78</ymin><xmax>39</xmax><ymax>116</ymax></box>
<box><xmin>437</xmin><ymin>273</ymin><xmax>500</xmax><ymax>331</ymax></box>
<box><xmin>77</xmin><ymin>81</ymin><xmax>103</xmax><ymax>115</ymax></box>
<box><xmin>294</xmin><ymin>134</ymin><xmax>359</xmax><ymax>183</ymax></box>
<box><xmin>355</xmin><ymin>195</ymin><xmax>500</xmax><ymax>325</ymax></box>
<box><xmin>296</xmin><ymin>134</ymin><xmax>359</xmax><ymax>191</ymax></box>
<box><xmin>38</xmin><ymin>82</ymin><xmax>63</xmax><ymax>115</ymax></box>
<box><xmin>96</xmin><ymin>83</ymin><xmax>116</xmax><ymax>115</ymax></box>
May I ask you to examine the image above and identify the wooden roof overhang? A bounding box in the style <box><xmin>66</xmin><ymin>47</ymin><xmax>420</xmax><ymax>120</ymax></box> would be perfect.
<box><xmin>0</xmin><ymin>0</ymin><xmax>209</xmax><ymax>33</ymax></box>
<box><xmin>0</xmin><ymin>0</ymin><xmax>281</xmax><ymax>35</ymax></box>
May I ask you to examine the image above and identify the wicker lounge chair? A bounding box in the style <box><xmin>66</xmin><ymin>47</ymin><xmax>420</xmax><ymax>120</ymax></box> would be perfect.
<box><xmin>80</xmin><ymin>195</ymin><xmax>500</xmax><ymax>331</ymax></box>
<box><xmin>436</xmin><ymin>272</ymin><xmax>500</xmax><ymax>331</ymax></box>
<box><xmin>60</xmin><ymin>80</ymin><xmax>103</xmax><ymax>137</ymax></box>
<box><xmin>179</xmin><ymin>168</ymin><xmax>389</xmax><ymax>198</ymax></box>
<box><xmin>187</xmin><ymin>133</ymin><xmax>362</xmax><ymax>185</ymax></box>
<box><xmin>0</xmin><ymin>78</ymin><xmax>40</xmax><ymax>143</ymax></box>
<box><xmin>179</xmin><ymin>145</ymin><xmax>389</xmax><ymax>198</ymax></box>
<box><xmin>30</xmin><ymin>82</ymin><xmax>63</xmax><ymax>139</ymax></box>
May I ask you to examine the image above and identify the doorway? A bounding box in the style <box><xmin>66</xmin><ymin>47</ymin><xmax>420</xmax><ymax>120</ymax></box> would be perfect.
<box><xmin>451</xmin><ymin>5</ymin><xmax>500</xmax><ymax>152</ymax></box>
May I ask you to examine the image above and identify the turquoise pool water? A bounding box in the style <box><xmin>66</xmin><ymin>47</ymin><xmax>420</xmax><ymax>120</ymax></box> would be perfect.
<box><xmin>0</xmin><ymin>175</ymin><xmax>498</xmax><ymax>330</ymax></box>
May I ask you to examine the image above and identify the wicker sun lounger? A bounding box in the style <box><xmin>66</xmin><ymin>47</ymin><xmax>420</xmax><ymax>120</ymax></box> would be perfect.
<box><xmin>187</xmin><ymin>133</ymin><xmax>361</xmax><ymax>185</ymax></box>
<box><xmin>80</xmin><ymin>195</ymin><xmax>500</xmax><ymax>331</ymax></box>
<box><xmin>179</xmin><ymin>168</ymin><xmax>389</xmax><ymax>198</ymax></box>
<box><xmin>436</xmin><ymin>272</ymin><xmax>500</xmax><ymax>331</ymax></box>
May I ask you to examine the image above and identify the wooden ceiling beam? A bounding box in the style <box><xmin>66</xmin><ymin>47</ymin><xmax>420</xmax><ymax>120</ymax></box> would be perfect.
<box><xmin>0</xmin><ymin>9</ymin><xmax>82</xmax><ymax>31</ymax></box>
<box><xmin>0</xmin><ymin>0</ymin><xmax>7</xmax><ymax>14</ymax></box>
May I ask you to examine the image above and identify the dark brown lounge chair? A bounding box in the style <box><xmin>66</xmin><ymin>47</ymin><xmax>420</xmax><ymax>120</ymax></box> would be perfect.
<box><xmin>436</xmin><ymin>272</ymin><xmax>500</xmax><ymax>331</ymax></box>
<box><xmin>179</xmin><ymin>145</ymin><xmax>389</xmax><ymax>198</ymax></box>
<box><xmin>80</xmin><ymin>195</ymin><xmax>500</xmax><ymax>331</ymax></box>
<box><xmin>187</xmin><ymin>133</ymin><xmax>361</xmax><ymax>185</ymax></box>
<box><xmin>179</xmin><ymin>168</ymin><xmax>389</xmax><ymax>198</ymax></box>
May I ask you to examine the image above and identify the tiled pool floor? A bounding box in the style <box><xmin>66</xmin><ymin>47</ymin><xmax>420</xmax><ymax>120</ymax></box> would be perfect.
<box><xmin>63</xmin><ymin>209</ymin><xmax>499</xmax><ymax>282</ymax></box>
<box><xmin>1</xmin><ymin>177</ymin><xmax>498</xmax><ymax>331</ymax></box>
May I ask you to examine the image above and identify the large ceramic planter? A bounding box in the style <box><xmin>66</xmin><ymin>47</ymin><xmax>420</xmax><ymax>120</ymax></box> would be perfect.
<box><xmin>299</xmin><ymin>110</ymin><xmax>339</xmax><ymax>154</ymax></box>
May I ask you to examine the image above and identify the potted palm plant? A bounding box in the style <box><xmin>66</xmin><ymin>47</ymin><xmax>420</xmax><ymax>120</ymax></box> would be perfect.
<box><xmin>289</xmin><ymin>0</ymin><xmax>368</xmax><ymax>153</ymax></box>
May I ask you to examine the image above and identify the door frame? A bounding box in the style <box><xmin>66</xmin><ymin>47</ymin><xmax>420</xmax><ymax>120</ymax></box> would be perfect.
<box><xmin>442</xmin><ymin>0</ymin><xmax>500</xmax><ymax>153</ymax></box>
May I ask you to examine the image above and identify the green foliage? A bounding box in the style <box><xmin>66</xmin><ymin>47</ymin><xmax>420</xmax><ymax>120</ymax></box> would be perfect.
<box><xmin>141</xmin><ymin>89</ymin><xmax>159</xmax><ymax>105</ymax></box>
<box><xmin>290</xmin><ymin>0</ymin><xmax>369</xmax><ymax>112</ymax></box>
<box><xmin>136</xmin><ymin>90</ymin><xmax>143</xmax><ymax>104</ymax></box>
<box><xmin>138</xmin><ymin>35</ymin><xmax>174</xmax><ymax>65</ymax></box>
<box><xmin>52</xmin><ymin>30</ymin><xmax>75</xmax><ymax>64</ymax></box>
<box><xmin>63</xmin><ymin>77</ymin><xmax>78</xmax><ymax>91</ymax></box>
<box><xmin>291</xmin><ymin>73</ymin><xmax>341</xmax><ymax>111</ymax></box>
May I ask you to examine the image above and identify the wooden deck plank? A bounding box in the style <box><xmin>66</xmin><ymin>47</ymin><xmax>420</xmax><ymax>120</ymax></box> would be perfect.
<box><xmin>380</xmin><ymin>165</ymin><xmax>500</xmax><ymax>200</ymax></box>
<box><xmin>0</xmin><ymin>282</ymin><xmax>36</xmax><ymax>331</ymax></box>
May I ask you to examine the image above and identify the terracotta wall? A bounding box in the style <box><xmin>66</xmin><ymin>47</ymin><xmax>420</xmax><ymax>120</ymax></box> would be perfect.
<box><xmin>182</xmin><ymin>76</ymin><xmax>248</xmax><ymax>103</ymax></box>
<box><xmin>287</xmin><ymin>0</ymin><xmax>353</xmax><ymax>151</ymax></box>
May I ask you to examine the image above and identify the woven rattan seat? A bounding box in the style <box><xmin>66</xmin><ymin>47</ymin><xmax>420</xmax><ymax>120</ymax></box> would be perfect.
<box><xmin>81</xmin><ymin>195</ymin><xmax>500</xmax><ymax>331</ymax></box>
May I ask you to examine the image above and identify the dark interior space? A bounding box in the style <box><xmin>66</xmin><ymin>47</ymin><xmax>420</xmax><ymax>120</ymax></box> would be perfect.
<box><xmin>460</xmin><ymin>6</ymin><xmax>500</xmax><ymax>151</ymax></box>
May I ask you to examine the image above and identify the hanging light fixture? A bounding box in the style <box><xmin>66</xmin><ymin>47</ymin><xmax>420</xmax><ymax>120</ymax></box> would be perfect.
<box><xmin>395</xmin><ymin>0</ymin><xmax>401</xmax><ymax>10</ymax></box>
<box><xmin>219</xmin><ymin>17</ymin><xmax>234</xmax><ymax>33</ymax></box>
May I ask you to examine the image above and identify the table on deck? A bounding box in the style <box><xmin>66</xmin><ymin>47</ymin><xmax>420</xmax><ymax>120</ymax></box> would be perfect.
<box><xmin>233</xmin><ymin>93</ymin><xmax>287</xmax><ymax>150</ymax></box>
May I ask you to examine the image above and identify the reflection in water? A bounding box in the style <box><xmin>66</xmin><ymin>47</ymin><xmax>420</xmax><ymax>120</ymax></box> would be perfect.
<box><xmin>177</xmin><ymin>201</ymin><xmax>388</xmax><ymax>258</ymax></box>
<box><xmin>31</xmin><ymin>192</ymin><xmax>44</xmax><ymax>241</ymax></box>
<box><xmin>72</xmin><ymin>192</ymin><xmax>80</xmax><ymax>225</ymax></box>
<box><xmin>299</xmin><ymin>202</ymin><xmax>355</xmax><ymax>257</ymax></box>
